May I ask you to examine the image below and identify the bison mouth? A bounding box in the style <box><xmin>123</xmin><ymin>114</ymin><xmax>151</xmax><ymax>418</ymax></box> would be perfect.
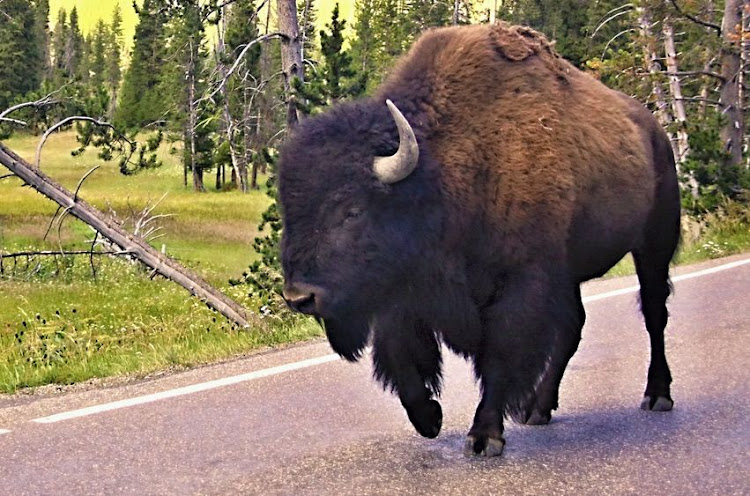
<box><xmin>283</xmin><ymin>281</ymin><xmax>371</xmax><ymax>361</ymax></box>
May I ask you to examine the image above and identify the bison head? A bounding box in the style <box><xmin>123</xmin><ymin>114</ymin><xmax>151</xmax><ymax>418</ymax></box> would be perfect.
<box><xmin>278</xmin><ymin>99</ymin><xmax>443</xmax><ymax>360</ymax></box>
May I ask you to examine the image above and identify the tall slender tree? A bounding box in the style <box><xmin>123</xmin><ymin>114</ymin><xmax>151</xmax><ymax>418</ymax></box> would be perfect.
<box><xmin>115</xmin><ymin>0</ymin><xmax>168</xmax><ymax>129</ymax></box>
<box><xmin>0</xmin><ymin>0</ymin><xmax>42</xmax><ymax>110</ymax></box>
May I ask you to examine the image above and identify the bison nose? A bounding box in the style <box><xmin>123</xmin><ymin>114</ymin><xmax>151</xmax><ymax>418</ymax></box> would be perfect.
<box><xmin>283</xmin><ymin>282</ymin><xmax>324</xmax><ymax>315</ymax></box>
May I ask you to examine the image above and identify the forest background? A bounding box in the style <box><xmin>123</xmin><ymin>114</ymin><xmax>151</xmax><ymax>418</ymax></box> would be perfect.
<box><xmin>0</xmin><ymin>0</ymin><xmax>749</xmax><ymax>392</ymax></box>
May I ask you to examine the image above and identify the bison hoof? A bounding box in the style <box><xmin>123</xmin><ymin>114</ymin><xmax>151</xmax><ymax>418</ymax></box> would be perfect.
<box><xmin>406</xmin><ymin>399</ymin><xmax>443</xmax><ymax>439</ymax></box>
<box><xmin>463</xmin><ymin>435</ymin><xmax>505</xmax><ymax>458</ymax></box>
<box><xmin>509</xmin><ymin>405</ymin><xmax>552</xmax><ymax>425</ymax></box>
<box><xmin>525</xmin><ymin>409</ymin><xmax>552</xmax><ymax>425</ymax></box>
<box><xmin>640</xmin><ymin>395</ymin><xmax>674</xmax><ymax>412</ymax></box>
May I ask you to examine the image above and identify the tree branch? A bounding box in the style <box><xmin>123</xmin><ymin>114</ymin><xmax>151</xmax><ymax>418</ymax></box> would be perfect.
<box><xmin>35</xmin><ymin>116</ymin><xmax>129</xmax><ymax>168</ymax></box>
<box><xmin>669</xmin><ymin>0</ymin><xmax>722</xmax><ymax>35</ymax></box>
<box><xmin>0</xmin><ymin>250</ymin><xmax>130</xmax><ymax>258</ymax></box>
<box><xmin>198</xmin><ymin>32</ymin><xmax>285</xmax><ymax>106</ymax></box>
<box><xmin>0</xmin><ymin>88</ymin><xmax>65</xmax><ymax>121</ymax></box>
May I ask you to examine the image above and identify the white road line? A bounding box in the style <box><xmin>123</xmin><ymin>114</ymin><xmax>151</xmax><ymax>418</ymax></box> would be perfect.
<box><xmin>582</xmin><ymin>257</ymin><xmax>750</xmax><ymax>303</ymax></box>
<box><xmin>29</xmin><ymin>256</ymin><xmax>750</xmax><ymax>425</ymax></box>
<box><xmin>0</xmin><ymin>429</ymin><xmax>11</xmax><ymax>435</ymax></box>
<box><xmin>32</xmin><ymin>354</ymin><xmax>340</xmax><ymax>424</ymax></box>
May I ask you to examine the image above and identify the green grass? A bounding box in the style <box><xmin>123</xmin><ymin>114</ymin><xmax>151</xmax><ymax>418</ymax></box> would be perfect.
<box><xmin>0</xmin><ymin>259</ymin><xmax>321</xmax><ymax>393</ymax></box>
<box><xmin>0</xmin><ymin>131</ymin><xmax>321</xmax><ymax>393</ymax></box>
<box><xmin>0</xmin><ymin>131</ymin><xmax>269</xmax><ymax>284</ymax></box>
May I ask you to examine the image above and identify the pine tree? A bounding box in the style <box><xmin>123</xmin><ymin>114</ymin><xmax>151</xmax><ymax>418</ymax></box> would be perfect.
<box><xmin>159</xmin><ymin>0</ymin><xmax>215</xmax><ymax>191</ymax></box>
<box><xmin>33</xmin><ymin>0</ymin><xmax>52</xmax><ymax>83</ymax></box>
<box><xmin>297</xmin><ymin>0</ymin><xmax>319</xmax><ymax>61</ymax></box>
<box><xmin>0</xmin><ymin>0</ymin><xmax>42</xmax><ymax>110</ymax></box>
<box><xmin>65</xmin><ymin>7</ymin><xmax>84</xmax><ymax>79</ymax></box>
<box><xmin>52</xmin><ymin>8</ymin><xmax>69</xmax><ymax>82</ymax></box>
<box><xmin>115</xmin><ymin>0</ymin><xmax>168</xmax><ymax>129</ymax></box>
<box><xmin>319</xmin><ymin>3</ymin><xmax>362</xmax><ymax>101</ymax></box>
<box><xmin>106</xmin><ymin>4</ymin><xmax>123</xmax><ymax>118</ymax></box>
<box><xmin>90</xmin><ymin>21</ymin><xmax>108</xmax><ymax>89</ymax></box>
<box><xmin>221</xmin><ymin>0</ymin><xmax>264</xmax><ymax>191</ymax></box>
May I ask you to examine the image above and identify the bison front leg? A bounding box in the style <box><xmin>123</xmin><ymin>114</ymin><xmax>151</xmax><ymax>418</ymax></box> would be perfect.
<box><xmin>372</xmin><ymin>316</ymin><xmax>443</xmax><ymax>438</ymax></box>
<box><xmin>467</xmin><ymin>267</ymin><xmax>570</xmax><ymax>457</ymax></box>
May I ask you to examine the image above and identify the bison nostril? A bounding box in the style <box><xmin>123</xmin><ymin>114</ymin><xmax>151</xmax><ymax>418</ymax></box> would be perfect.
<box><xmin>288</xmin><ymin>292</ymin><xmax>316</xmax><ymax>314</ymax></box>
<box><xmin>283</xmin><ymin>282</ymin><xmax>328</xmax><ymax>315</ymax></box>
<box><xmin>283</xmin><ymin>285</ymin><xmax>317</xmax><ymax>314</ymax></box>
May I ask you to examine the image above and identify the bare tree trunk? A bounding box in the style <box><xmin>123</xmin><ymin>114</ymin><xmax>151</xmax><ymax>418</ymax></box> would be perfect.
<box><xmin>719</xmin><ymin>0</ymin><xmax>744</xmax><ymax>167</ymax></box>
<box><xmin>453</xmin><ymin>0</ymin><xmax>460</xmax><ymax>25</ymax></box>
<box><xmin>638</xmin><ymin>8</ymin><xmax>698</xmax><ymax>196</ymax></box>
<box><xmin>278</xmin><ymin>0</ymin><xmax>304</xmax><ymax>128</ymax></box>
<box><xmin>638</xmin><ymin>10</ymin><xmax>673</xmax><ymax>128</ymax></box>
<box><xmin>215</xmin><ymin>3</ymin><xmax>247</xmax><ymax>193</ymax></box>
<box><xmin>663</xmin><ymin>20</ymin><xmax>691</xmax><ymax>164</ymax></box>
<box><xmin>188</xmin><ymin>39</ymin><xmax>205</xmax><ymax>193</ymax></box>
<box><xmin>0</xmin><ymin>143</ymin><xmax>252</xmax><ymax>328</ymax></box>
<box><xmin>243</xmin><ymin>80</ymin><xmax>255</xmax><ymax>190</ymax></box>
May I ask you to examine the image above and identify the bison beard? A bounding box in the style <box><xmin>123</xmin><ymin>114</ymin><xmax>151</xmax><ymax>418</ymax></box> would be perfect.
<box><xmin>279</xmin><ymin>23</ymin><xmax>680</xmax><ymax>458</ymax></box>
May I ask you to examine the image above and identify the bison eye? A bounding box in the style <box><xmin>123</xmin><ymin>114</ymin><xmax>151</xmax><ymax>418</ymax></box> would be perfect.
<box><xmin>346</xmin><ymin>207</ymin><xmax>363</xmax><ymax>220</ymax></box>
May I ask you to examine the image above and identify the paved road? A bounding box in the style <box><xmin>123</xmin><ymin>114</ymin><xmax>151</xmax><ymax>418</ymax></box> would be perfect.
<box><xmin>1</xmin><ymin>255</ymin><xmax>749</xmax><ymax>495</ymax></box>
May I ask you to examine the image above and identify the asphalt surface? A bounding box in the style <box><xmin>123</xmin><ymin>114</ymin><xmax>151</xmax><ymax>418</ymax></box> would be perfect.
<box><xmin>0</xmin><ymin>254</ymin><xmax>749</xmax><ymax>495</ymax></box>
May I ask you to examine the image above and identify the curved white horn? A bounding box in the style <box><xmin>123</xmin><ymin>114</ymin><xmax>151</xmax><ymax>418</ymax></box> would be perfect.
<box><xmin>373</xmin><ymin>99</ymin><xmax>420</xmax><ymax>184</ymax></box>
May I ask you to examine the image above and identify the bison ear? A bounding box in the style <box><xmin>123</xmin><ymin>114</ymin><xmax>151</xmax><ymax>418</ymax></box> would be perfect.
<box><xmin>373</xmin><ymin>99</ymin><xmax>420</xmax><ymax>184</ymax></box>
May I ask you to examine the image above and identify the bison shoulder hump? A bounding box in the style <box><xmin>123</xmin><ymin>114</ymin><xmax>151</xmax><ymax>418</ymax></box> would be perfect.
<box><xmin>489</xmin><ymin>22</ymin><xmax>559</xmax><ymax>63</ymax></box>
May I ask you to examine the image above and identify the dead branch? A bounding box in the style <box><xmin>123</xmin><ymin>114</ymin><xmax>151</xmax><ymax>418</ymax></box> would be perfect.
<box><xmin>35</xmin><ymin>116</ymin><xmax>126</xmax><ymax>168</ymax></box>
<box><xmin>0</xmin><ymin>142</ymin><xmax>253</xmax><ymax>328</ymax></box>
<box><xmin>1</xmin><ymin>250</ymin><xmax>128</xmax><ymax>258</ymax></box>
<box><xmin>669</xmin><ymin>0</ymin><xmax>722</xmax><ymax>35</ymax></box>
<box><xmin>199</xmin><ymin>33</ymin><xmax>285</xmax><ymax>106</ymax></box>
<box><xmin>0</xmin><ymin>89</ymin><xmax>64</xmax><ymax>122</ymax></box>
<box><xmin>592</xmin><ymin>6</ymin><xmax>635</xmax><ymax>39</ymax></box>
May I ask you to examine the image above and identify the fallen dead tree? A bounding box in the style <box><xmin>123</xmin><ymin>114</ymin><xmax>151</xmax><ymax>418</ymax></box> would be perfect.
<box><xmin>0</xmin><ymin>142</ymin><xmax>253</xmax><ymax>329</ymax></box>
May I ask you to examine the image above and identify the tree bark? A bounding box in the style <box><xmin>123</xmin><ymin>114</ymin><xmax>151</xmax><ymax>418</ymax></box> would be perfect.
<box><xmin>0</xmin><ymin>142</ymin><xmax>252</xmax><ymax>328</ymax></box>
<box><xmin>719</xmin><ymin>0</ymin><xmax>745</xmax><ymax>167</ymax></box>
<box><xmin>216</xmin><ymin>8</ymin><xmax>248</xmax><ymax>193</ymax></box>
<box><xmin>638</xmin><ymin>8</ymin><xmax>698</xmax><ymax>196</ymax></box>
<box><xmin>663</xmin><ymin>20</ymin><xmax>691</xmax><ymax>163</ymax></box>
<box><xmin>277</xmin><ymin>0</ymin><xmax>304</xmax><ymax>128</ymax></box>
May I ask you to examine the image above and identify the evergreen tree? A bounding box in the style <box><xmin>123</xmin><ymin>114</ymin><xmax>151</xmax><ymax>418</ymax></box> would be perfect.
<box><xmin>319</xmin><ymin>3</ymin><xmax>362</xmax><ymax>101</ymax></box>
<box><xmin>297</xmin><ymin>0</ymin><xmax>319</xmax><ymax>61</ymax></box>
<box><xmin>350</xmin><ymin>0</ymin><xmax>412</xmax><ymax>93</ymax></box>
<box><xmin>115</xmin><ymin>0</ymin><xmax>168</xmax><ymax>129</ymax></box>
<box><xmin>406</xmin><ymin>0</ymin><xmax>453</xmax><ymax>32</ymax></box>
<box><xmin>33</xmin><ymin>0</ymin><xmax>52</xmax><ymax>83</ymax></box>
<box><xmin>52</xmin><ymin>8</ymin><xmax>69</xmax><ymax>81</ymax></box>
<box><xmin>0</xmin><ymin>0</ymin><xmax>42</xmax><ymax>110</ymax></box>
<box><xmin>90</xmin><ymin>21</ymin><xmax>108</xmax><ymax>89</ymax></box>
<box><xmin>222</xmin><ymin>0</ymin><xmax>264</xmax><ymax>190</ymax></box>
<box><xmin>350</xmin><ymin>0</ymin><xmax>376</xmax><ymax>90</ymax></box>
<box><xmin>106</xmin><ymin>4</ymin><xmax>123</xmax><ymax>118</ymax></box>
<box><xmin>159</xmin><ymin>0</ymin><xmax>215</xmax><ymax>191</ymax></box>
<box><xmin>65</xmin><ymin>7</ymin><xmax>84</xmax><ymax>79</ymax></box>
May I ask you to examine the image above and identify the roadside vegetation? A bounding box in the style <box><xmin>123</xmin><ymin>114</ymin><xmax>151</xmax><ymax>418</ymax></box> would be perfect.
<box><xmin>0</xmin><ymin>132</ymin><xmax>321</xmax><ymax>393</ymax></box>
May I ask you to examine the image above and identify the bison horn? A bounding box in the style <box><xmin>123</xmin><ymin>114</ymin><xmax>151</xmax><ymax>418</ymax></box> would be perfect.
<box><xmin>373</xmin><ymin>99</ymin><xmax>420</xmax><ymax>184</ymax></box>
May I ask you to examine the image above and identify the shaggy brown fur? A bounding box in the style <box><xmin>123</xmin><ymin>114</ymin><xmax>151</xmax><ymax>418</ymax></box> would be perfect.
<box><xmin>279</xmin><ymin>23</ymin><xmax>680</xmax><ymax>457</ymax></box>
<box><xmin>378</xmin><ymin>23</ymin><xmax>665</xmax><ymax>278</ymax></box>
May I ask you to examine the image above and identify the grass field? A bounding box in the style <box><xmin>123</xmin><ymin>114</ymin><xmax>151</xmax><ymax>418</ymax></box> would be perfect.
<box><xmin>0</xmin><ymin>131</ymin><xmax>321</xmax><ymax>393</ymax></box>
<box><xmin>1</xmin><ymin>131</ymin><xmax>749</xmax><ymax>394</ymax></box>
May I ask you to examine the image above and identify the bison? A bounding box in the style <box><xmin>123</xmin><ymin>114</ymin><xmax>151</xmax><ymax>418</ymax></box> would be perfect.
<box><xmin>278</xmin><ymin>23</ymin><xmax>680</xmax><ymax>457</ymax></box>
